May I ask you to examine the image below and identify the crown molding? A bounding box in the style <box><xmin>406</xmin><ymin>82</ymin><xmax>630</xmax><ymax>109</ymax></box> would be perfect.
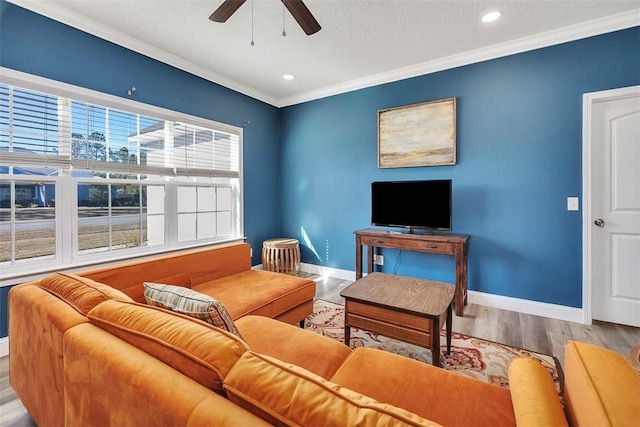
<box><xmin>7</xmin><ymin>1</ymin><xmax>639</xmax><ymax>108</ymax></box>
<box><xmin>278</xmin><ymin>9</ymin><xmax>640</xmax><ymax>107</ymax></box>
<box><xmin>5</xmin><ymin>0</ymin><xmax>280</xmax><ymax>107</ymax></box>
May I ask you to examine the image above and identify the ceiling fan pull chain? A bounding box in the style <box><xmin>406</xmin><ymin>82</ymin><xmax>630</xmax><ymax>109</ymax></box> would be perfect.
<box><xmin>250</xmin><ymin>0</ymin><xmax>255</xmax><ymax>46</ymax></box>
<box><xmin>282</xmin><ymin>2</ymin><xmax>287</xmax><ymax>37</ymax></box>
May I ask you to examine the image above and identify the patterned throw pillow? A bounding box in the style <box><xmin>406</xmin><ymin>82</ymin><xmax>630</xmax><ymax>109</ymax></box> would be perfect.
<box><xmin>122</xmin><ymin>272</ymin><xmax>192</xmax><ymax>303</ymax></box>
<box><xmin>143</xmin><ymin>282</ymin><xmax>242</xmax><ymax>338</ymax></box>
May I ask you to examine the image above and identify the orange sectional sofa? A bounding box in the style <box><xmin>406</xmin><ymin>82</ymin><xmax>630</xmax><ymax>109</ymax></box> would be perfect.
<box><xmin>9</xmin><ymin>242</ymin><xmax>640</xmax><ymax>426</ymax></box>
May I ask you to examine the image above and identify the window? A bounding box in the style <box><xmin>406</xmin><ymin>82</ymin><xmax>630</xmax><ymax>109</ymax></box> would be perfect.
<box><xmin>0</xmin><ymin>69</ymin><xmax>243</xmax><ymax>275</ymax></box>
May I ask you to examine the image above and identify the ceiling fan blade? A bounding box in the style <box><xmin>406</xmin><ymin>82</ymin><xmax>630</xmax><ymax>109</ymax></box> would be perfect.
<box><xmin>209</xmin><ymin>0</ymin><xmax>247</xmax><ymax>22</ymax></box>
<box><xmin>281</xmin><ymin>0</ymin><xmax>321</xmax><ymax>35</ymax></box>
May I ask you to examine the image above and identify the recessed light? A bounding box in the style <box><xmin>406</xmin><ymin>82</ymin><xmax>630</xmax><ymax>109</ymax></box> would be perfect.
<box><xmin>481</xmin><ymin>11</ymin><xmax>502</xmax><ymax>23</ymax></box>
<box><xmin>283</xmin><ymin>74</ymin><xmax>295</xmax><ymax>81</ymax></box>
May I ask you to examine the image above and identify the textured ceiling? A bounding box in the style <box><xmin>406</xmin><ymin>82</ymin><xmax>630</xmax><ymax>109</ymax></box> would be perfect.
<box><xmin>7</xmin><ymin>0</ymin><xmax>640</xmax><ymax>106</ymax></box>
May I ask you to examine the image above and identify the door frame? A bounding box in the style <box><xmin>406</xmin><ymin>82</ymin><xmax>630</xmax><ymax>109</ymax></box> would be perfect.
<box><xmin>582</xmin><ymin>85</ymin><xmax>640</xmax><ymax>325</ymax></box>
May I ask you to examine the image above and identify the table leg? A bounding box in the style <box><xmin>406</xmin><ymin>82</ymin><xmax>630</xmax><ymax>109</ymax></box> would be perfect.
<box><xmin>355</xmin><ymin>236</ymin><xmax>363</xmax><ymax>280</ymax></box>
<box><xmin>432</xmin><ymin>320</ymin><xmax>440</xmax><ymax>367</ymax></box>
<box><xmin>462</xmin><ymin>249</ymin><xmax>468</xmax><ymax>306</ymax></box>
<box><xmin>344</xmin><ymin>324</ymin><xmax>351</xmax><ymax>347</ymax></box>
<box><xmin>454</xmin><ymin>244</ymin><xmax>467</xmax><ymax>316</ymax></box>
<box><xmin>446</xmin><ymin>303</ymin><xmax>452</xmax><ymax>356</ymax></box>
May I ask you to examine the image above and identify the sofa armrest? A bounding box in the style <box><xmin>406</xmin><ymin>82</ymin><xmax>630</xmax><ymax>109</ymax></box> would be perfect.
<box><xmin>63</xmin><ymin>324</ymin><xmax>270</xmax><ymax>427</ymax></box>
<box><xmin>508</xmin><ymin>358</ymin><xmax>568</xmax><ymax>427</ymax></box>
<box><xmin>564</xmin><ymin>340</ymin><xmax>640</xmax><ymax>427</ymax></box>
<box><xmin>9</xmin><ymin>283</ymin><xmax>88</xmax><ymax>427</ymax></box>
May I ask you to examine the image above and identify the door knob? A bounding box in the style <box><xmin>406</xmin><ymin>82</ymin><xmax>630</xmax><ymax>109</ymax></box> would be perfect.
<box><xmin>594</xmin><ymin>218</ymin><xmax>605</xmax><ymax>227</ymax></box>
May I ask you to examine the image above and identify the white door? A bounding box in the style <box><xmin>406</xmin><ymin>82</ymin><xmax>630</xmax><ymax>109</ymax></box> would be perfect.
<box><xmin>586</xmin><ymin>86</ymin><xmax>640</xmax><ymax>327</ymax></box>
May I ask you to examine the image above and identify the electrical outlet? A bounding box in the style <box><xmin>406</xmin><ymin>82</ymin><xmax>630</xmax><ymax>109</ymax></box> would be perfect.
<box><xmin>374</xmin><ymin>255</ymin><xmax>384</xmax><ymax>266</ymax></box>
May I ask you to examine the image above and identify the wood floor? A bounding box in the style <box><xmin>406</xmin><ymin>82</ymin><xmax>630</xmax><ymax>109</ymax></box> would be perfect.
<box><xmin>0</xmin><ymin>356</ymin><xmax>34</xmax><ymax>427</ymax></box>
<box><xmin>1</xmin><ymin>272</ymin><xmax>639</xmax><ymax>427</ymax></box>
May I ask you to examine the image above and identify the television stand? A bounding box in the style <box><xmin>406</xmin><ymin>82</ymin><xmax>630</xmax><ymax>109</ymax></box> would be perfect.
<box><xmin>354</xmin><ymin>228</ymin><xmax>469</xmax><ymax>316</ymax></box>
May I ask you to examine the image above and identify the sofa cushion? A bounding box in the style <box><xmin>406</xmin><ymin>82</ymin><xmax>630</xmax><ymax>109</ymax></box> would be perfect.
<box><xmin>330</xmin><ymin>347</ymin><xmax>516</xmax><ymax>427</ymax></box>
<box><xmin>143</xmin><ymin>282</ymin><xmax>242</xmax><ymax>338</ymax></box>
<box><xmin>122</xmin><ymin>272</ymin><xmax>192</xmax><ymax>303</ymax></box>
<box><xmin>223</xmin><ymin>352</ymin><xmax>441</xmax><ymax>427</ymax></box>
<box><xmin>235</xmin><ymin>315</ymin><xmax>352</xmax><ymax>379</ymax></box>
<box><xmin>564</xmin><ymin>340</ymin><xmax>640</xmax><ymax>427</ymax></box>
<box><xmin>78</xmin><ymin>242</ymin><xmax>251</xmax><ymax>290</ymax></box>
<box><xmin>192</xmin><ymin>269</ymin><xmax>315</xmax><ymax>320</ymax></box>
<box><xmin>508</xmin><ymin>357</ymin><xmax>567</xmax><ymax>427</ymax></box>
<box><xmin>39</xmin><ymin>272</ymin><xmax>133</xmax><ymax>315</ymax></box>
<box><xmin>87</xmin><ymin>299</ymin><xmax>250</xmax><ymax>394</ymax></box>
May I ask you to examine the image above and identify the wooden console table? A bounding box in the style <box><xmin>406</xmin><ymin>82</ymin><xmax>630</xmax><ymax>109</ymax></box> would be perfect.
<box><xmin>354</xmin><ymin>228</ymin><xmax>469</xmax><ymax>316</ymax></box>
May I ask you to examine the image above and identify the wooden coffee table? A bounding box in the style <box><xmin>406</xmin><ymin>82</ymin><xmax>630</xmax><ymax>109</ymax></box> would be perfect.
<box><xmin>340</xmin><ymin>272</ymin><xmax>455</xmax><ymax>367</ymax></box>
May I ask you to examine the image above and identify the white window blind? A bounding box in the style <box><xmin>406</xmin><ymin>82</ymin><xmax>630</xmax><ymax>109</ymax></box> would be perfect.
<box><xmin>0</xmin><ymin>83</ymin><xmax>240</xmax><ymax>179</ymax></box>
<box><xmin>0</xmin><ymin>85</ymin><xmax>70</xmax><ymax>168</ymax></box>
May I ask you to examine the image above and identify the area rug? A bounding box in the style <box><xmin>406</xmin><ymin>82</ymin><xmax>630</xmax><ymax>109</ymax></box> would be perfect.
<box><xmin>305</xmin><ymin>299</ymin><xmax>562</xmax><ymax>397</ymax></box>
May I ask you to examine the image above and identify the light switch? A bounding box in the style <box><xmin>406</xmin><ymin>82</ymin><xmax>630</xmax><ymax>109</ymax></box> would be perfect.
<box><xmin>567</xmin><ymin>197</ymin><xmax>579</xmax><ymax>211</ymax></box>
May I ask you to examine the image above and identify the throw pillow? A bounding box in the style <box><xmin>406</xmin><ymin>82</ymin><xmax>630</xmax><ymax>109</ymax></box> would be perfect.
<box><xmin>39</xmin><ymin>272</ymin><xmax>134</xmax><ymax>315</ymax></box>
<box><xmin>122</xmin><ymin>272</ymin><xmax>192</xmax><ymax>303</ymax></box>
<box><xmin>143</xmin><ymin>282</ymin><xmax>242</xmax><ymax>338</ymax></box>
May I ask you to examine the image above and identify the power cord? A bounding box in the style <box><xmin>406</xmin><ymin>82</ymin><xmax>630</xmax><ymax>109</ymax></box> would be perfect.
<box><xmin>392</xmin><ymin>250</ymin><xmax>402</xmax><ymax>274</ymax></box>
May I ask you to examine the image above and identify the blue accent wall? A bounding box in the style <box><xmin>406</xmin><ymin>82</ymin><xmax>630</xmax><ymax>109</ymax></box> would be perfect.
<box><xmin>280</xmin><ymin>27</ymin><xmax>640</xmax><ymax>308</ymax></box>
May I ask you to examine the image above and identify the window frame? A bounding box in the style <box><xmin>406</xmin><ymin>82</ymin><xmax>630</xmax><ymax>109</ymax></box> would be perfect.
<box><xmin>0</xmin><ymin>67</ymin><xmax>244</xmax><ymax>282</ymax></box>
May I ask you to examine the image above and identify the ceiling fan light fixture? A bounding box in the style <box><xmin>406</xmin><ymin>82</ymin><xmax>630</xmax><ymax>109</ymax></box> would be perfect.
<box><xmin>283</xmin><ymin>74</ymin><xmax>295</xmax><ymax>80</ymax></box>
<box><xmin>481</xmin><ymin>11</ymin><xmax>502</xmax><ymax>23</ymax></box>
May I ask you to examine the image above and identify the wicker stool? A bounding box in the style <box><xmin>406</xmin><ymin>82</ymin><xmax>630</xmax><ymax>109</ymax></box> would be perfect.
<box><xmin>262</xmin><ymin>238</ymin><xmax>300</xmax><ymax>275</ymax></box>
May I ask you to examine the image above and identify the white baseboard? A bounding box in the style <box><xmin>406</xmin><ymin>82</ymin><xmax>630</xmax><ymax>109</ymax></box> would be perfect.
<box><xmin>299</xmin><ymin>263</ymin><xmax>585</xmax><ymax>323</ymax></box>
<box><xmin>256</xmin><ymin>262</ymin><xmax>356</xmax><ymax>282</ymax></box>
<box><xmin>0</xmin><ymin>337</ymin><xmax>8</xmax><ymax>358</ymax></box>
<box><xmin>467</xmin><ymin>290</ymin><xmax>584</xmax><ymax>323</ymax></box>
<box><xmin>300</xmin><ymin>263</ymin><xmax>355</xmax><ymax>281</ymax></box>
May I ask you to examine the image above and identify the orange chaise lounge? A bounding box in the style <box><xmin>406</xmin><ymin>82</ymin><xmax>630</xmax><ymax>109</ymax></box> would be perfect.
<box><xmin>8</xmin><ymin>242</ymin><xmax>640</xmax><ymax>426</ymax></box>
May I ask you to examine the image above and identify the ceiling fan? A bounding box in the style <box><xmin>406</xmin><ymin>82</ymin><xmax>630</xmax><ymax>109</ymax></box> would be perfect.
<box><xmin>209</xmin><ymin>0</ymin><xmax>321</xmax><ymax>35</ymax></box>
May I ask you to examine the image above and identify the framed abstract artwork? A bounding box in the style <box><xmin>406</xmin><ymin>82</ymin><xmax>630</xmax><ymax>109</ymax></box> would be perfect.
<box><xmin>378</xmin><ymin>97</ymin><xmax>456</xmax><ymax>168</ymax></box>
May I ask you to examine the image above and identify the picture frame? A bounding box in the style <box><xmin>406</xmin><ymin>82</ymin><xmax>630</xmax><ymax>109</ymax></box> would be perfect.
<box><xmin>378</xmin><ymin>97</ymin><xmax>456</xmax><ymax>168</ymax></box>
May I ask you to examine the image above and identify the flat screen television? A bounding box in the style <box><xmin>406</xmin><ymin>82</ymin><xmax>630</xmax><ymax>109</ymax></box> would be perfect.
<box><xmin>371</xmin><ymin>179</ymin><xmax>452</xmax><ymax>232</ymax></box>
